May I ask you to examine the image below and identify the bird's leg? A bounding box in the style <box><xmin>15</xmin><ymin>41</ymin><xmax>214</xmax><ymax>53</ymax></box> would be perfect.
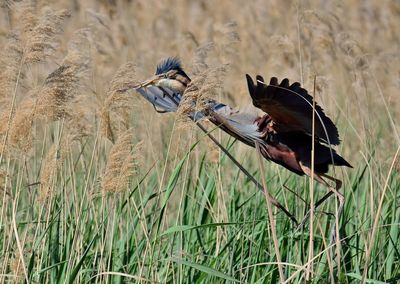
<box><xmin>321</xmin><ymin>174</ymin><xmax>344</xmax><ymax>244</ymax></box>
<box><xmin>296</xmin><ymin>164</ymin><xmax>317</xmax><ymax>230</ymax></box>
<box><xmin>320</xmin><ymin>174</ymin><xmax>342</xmax><ymax>192</ymax></box>
<box><xmin>297</xmin><ymin>170</ymin><xmax>344</xmax><ymax>243</ymax></box>
<box><xmin>297</xmin><ymin>174</ymin><xmax>343</xmax><ymax>229</ymax></box>
<box><xmin>314</xmin><ymin>173</ymin><xmax>344</xmax><ymax>274</ymax></box>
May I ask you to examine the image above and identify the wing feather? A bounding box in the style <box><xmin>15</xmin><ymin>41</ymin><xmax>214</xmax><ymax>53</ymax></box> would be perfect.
<box><xmin>246</xmin><ymin>74</ymin><xmax>340</xmax><ymax>145</ymax></box>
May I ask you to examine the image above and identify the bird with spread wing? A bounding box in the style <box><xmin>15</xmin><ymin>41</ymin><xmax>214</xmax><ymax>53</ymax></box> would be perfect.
<box><xmin>131</xmin><ymin>57</ymin><xmax>352</xmax><ymax>228</ymax></box>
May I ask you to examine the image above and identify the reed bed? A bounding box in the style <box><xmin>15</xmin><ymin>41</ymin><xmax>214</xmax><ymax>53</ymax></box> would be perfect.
<box><xmin>0</xmin><ymin>0</ymin><xmax>399</xmax><ymax>283</ymax></box>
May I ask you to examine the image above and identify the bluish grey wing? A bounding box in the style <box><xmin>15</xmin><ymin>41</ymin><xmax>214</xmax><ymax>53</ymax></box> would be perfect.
<box><xmin>136</xmin><ymin>86</ymin><xmax>227</xmax><ymax>121</ymax></box>
<box><xmin>136</xmin><ymin>86</ymin><xmax>182</xmax><ymax>113</ymax></box>
<box><xmin>136</xmin><ymin>85</ymin><xmax>261</xmax><ymax>145</ymax></box>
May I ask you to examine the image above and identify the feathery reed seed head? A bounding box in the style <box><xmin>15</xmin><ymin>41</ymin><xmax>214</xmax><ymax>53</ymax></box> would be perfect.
<box><xmin>24</xmin><ymin>7</ymin><xmax>70</xmax><ymax>64</ymax></box>
<box><xmin>177</xmin><ymin>64</ymin><xmax>228</xmax><ymax>122</ymax></box>
<box><xmin>100</xmin><ymin>62</ymin><xmax>138</xmax><ymax>142</ymax></box>
<box><xmin>101</xmin><ymin>130</ymin><xmax>141</xmax><ymax>194</ymax></box>
<box><xmin>0</xmin><ymin>32</ymin><xmax>23</xmax><ymax>101</ymax></box>
<box><xmin>39</xmin><ymin>137</ymin><xmax>70</xmax><ymax>202</ymax></box>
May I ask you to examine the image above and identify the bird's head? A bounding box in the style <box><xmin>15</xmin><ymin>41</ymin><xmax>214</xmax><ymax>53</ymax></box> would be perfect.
<box><xmin>140</xmin><ymin>57</ymin><xmax>191</xmax><ymax>94</ymax></box>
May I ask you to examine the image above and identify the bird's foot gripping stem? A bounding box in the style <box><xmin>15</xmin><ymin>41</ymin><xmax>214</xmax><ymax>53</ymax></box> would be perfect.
<box><xmin>296</xmin><ymin>173</ymin><xmax>344</xmax><ymax>243</ymax></box>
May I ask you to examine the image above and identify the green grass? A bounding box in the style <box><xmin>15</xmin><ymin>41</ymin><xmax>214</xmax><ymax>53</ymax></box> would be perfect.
<box><xmin>1</xmin><ymin>127</ymin><xmax>399</xmax><ymax>283</ymax></box>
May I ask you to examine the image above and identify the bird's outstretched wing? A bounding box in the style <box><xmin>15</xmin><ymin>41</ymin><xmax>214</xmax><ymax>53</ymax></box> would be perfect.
<box><xmin>245</xmin><ymin>75</ymin><xmax>340</xmax><ymax>145</ymax></box>
<box><xmin>136</xmin><ymin>84</ymin><xmax>263</xmax><ymax>145</ymax></box>
<box><xmin>136</xmin><ymin>86</ymin><xmax>181</xmax><ymax>113</ymax></box>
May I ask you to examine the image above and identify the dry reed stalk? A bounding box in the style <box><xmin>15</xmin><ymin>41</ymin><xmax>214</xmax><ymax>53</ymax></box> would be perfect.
<box><xmin>101</xmin><ymin>130</ymin><xmax>141</xmax><ymax>194</ymax></box>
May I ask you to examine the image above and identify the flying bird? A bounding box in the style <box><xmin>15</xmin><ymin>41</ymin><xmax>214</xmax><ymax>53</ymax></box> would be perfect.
<box><xmin>133</xmin><ymin>57</ymin><xmax>352</xmax><ymax>227</ymax></box>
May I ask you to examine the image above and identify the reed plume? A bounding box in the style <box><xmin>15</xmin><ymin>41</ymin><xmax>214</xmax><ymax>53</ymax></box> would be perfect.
<box><xmin>23</xmin><ymin>6</ymin><xmax>70</xmax><ymax>64</ymax></box>
<box><xmin>36</xmin><ymin>29</ymin><xmax>91</xmax><ymax>122</ymax></box>
<box><xmin>101</xmin><ymin>129</ymin><xmax>141</xmax><ymax>194</ymax></box>
<box><xmin>0</xmin><ymin>32</ymin><xmax>23</xmax><ymax>102</ymax></box>
<box><xmin>8</xmin><ymin>96</ymin><xmax>36</xmax><ymax>154</ymax></box>
<box><xmin>100</xmin><ymin>62</ymin><xmax>138</xmax><ymax>142</ymax></box>
<box><xmin>177</xmin><ymin>64</ymin><xmax>228</xmax><ymax>122</ymax></box>
<box><xmin>36</xmin><ymin>64</ymin><xmax>81</xmax><ymax>120</ymax></box>
<box><xmin>0</xmin><ymin>31</ymin><xmax>23</xmax><ymax>156</ymax></box>
<box><xmin>39</xmin><ymin>137</ymin><xmax>69</xmax><ymax>202</ymax></box>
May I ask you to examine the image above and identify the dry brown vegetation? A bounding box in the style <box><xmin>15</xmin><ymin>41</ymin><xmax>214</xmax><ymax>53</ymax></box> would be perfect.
<box><xmin>0</xmin><ymin>0</ymin><xmax>399</xmax><ymax>283</ymax></box>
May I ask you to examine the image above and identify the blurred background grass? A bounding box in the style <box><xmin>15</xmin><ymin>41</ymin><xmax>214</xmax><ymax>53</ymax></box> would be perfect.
<box><xmin>0</xmin><ymin>0</ymin><xmax>399</xmax><ymax>283</ymax></box>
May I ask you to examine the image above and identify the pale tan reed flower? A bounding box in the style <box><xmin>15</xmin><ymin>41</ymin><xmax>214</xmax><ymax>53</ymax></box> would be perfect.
<box><xmin>36</xmin><ymin>30</ymin><xmax>91</xmax><ymax>122</ymax></box>
<box><xmin>101</xmin><ymin>130</ymin><xmax>141</xmax><ymax>194</ymax></box>
<box><xmin>177</xmin><ymin>64</ymin><xmax>228</xmax><ymax>123</ymax></box>
<box><xmin>9</xmin><ymin>96</ymin><xmax>37</xmax><ymax>154</ymax></box>
<box><xmin>39</xmin><ymin>137</ymin><xmax>70</xmax><ymax>202</ymax></box>
<box><xmin>100</xmin><ymin>62</ymin><xmax>138</xmax><ymax>142</ymax></box>
<box><xmin>0</xmin><ymin>32</ymin><xmax>23</xmax><ymax>102</ymax></box>
<box><xmin>23</xmin><ymin>7</ymin><xmax>70</xmax><ymax>64</ymax></box>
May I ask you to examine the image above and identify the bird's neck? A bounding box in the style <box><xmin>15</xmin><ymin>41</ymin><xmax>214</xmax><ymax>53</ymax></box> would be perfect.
<box><xmin>158</xmin><ymin>75</ymin><xmax>190</xmax><ymax>94</ymax></box>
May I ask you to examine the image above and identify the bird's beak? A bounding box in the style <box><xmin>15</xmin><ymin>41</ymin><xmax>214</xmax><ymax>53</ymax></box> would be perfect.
<box><xmin>139</xmin><ymin>74</ymin><xmax>164</xmax><ymax>88</ymax></box>
<box><xmin>119</xmin><ymin>75</ymin><xmax>164</xmax><ymax>92</ymax></box>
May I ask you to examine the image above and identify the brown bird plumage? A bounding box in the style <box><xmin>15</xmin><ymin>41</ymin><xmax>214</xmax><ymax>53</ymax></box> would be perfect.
<box><xmin>242</xmin><ymin>75</ymin><xmax>352</xmax><ymax>176</ymax></box>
